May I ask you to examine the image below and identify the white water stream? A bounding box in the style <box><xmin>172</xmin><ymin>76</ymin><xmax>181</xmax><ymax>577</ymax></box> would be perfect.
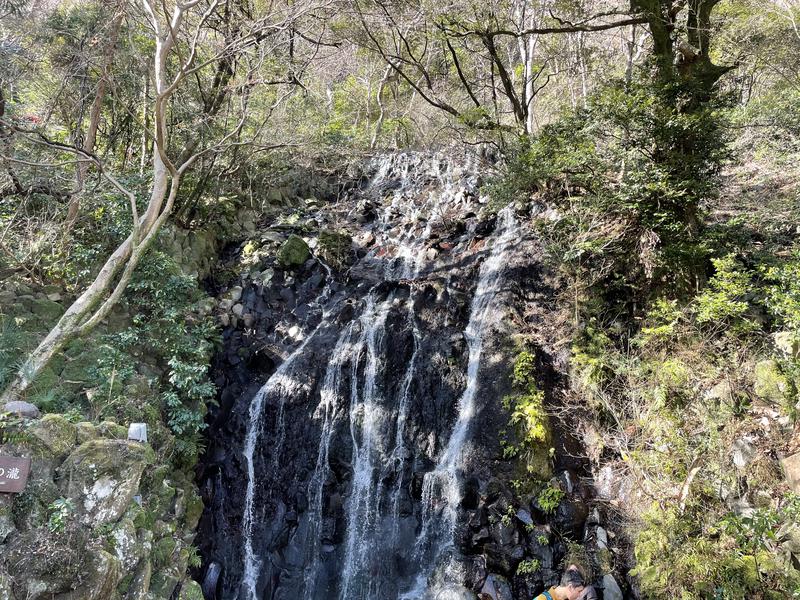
<box><xmin>237</xmin><ymin>153</ymin><xmax>517</xmax><ymax>600</ymax></box>
<box><xmin>403</xmin><ymin>206</ymin><xmax>519</xmax><ymax>598</ymax></box>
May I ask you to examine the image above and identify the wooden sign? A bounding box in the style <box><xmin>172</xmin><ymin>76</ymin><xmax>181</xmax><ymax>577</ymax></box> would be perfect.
<box><xmin>0</xmin><ymin>456</ymin><xmax>31</xmax><ymax>493</ymax></box>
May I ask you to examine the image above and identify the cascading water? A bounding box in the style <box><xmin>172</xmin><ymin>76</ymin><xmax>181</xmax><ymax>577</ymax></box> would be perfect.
<box><xmin>390</xmin><ymin>305</ymin><xmax>421</xmax><ymax>524</ymax></box>
<box><xmin>213</xmin><ymin>151</ymin><xmax>533</xmax><ymax>600</ymax></box>
<box><xmin>303</xmin><ymin>324</ymin><xmax>357</xmax><ymax>597</ymax></box>
<box><xmin>240</xmin><ymin>314</ymin><xmax>335</xmax><ymax>600</ymax></box>
<box><xmin>405</xmin><ymin>206</ymin><xmax>519</xmax><ymax>598</ymax></box>
<box><xmin>339</xmin><ymin>293</ymin><xmax>392</xmax><ymax>599</ymax></box>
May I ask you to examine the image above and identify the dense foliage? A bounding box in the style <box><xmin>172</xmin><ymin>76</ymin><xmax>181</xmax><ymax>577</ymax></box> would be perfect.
<box><xmin>487</xmin><ymin>38</ymin><xmax>800</xmax><ymax>599</ymax></box>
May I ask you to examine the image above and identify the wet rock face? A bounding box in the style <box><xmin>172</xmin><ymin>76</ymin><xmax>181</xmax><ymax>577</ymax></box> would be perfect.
<box><xmin>196</xmin><ymin>152</ymin><xmax>613</xmax><ymax>600</ymax></box>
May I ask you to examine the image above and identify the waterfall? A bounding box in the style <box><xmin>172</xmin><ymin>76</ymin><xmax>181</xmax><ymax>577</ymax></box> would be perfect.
<box><xmin>339</xmin><ymin>293</ymin><xmax>391</xmax><ymax>599</ymax></box>
<box><xmin>303</xmin><ymin>324</ymin><xmax>357</xmax><ymax>597</ymax></box>
<box><xmin>240</xmin><ymin>277</ymin><xmax>340</xmax><ymax>599</ymax></box>
<box><xmin>390</xmin><ymin>303</ymin><xmax>421</xmax><ymax>523</ymax></box>
<box><xmin>240</xmin><ymin>335</ymin><xmax>315</xmax><ymax>600</ymax></box>
<box><xmin>233</xmin><ymin>152</ymin><xmax>519</xmax><ymax>600</ymax></box>
<box><xmin>405</xmin><ymin>206</ymin><xmax>519</xmax><ymax>597</ymax></box>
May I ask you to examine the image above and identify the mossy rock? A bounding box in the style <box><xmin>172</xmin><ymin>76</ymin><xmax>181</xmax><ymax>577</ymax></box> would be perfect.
<box><xmin>4</xmin><ymin>527</ymin><xmax>92</xmax><ymax>598</ymax></box>
<box><xmin>141</xmin><ymin>464</ymin><xmax>170</xmax><ymax>495</ymax></box>
<box><xmin>153</xmin><ymin>518</ymin><xmax>177</xmax><ymax>539</ymax></box>
<box><xmin>152</xmin><ymin>536</ymin><xmax>177</xmax><ymax>569</ymax></box>
<box><xmin>29</xmin><ymin>298</ymin><xmax>63</xmax><ymax>322</ymax></box>
<box><xmin>148</xmin><ymin>573</ymin><xmax>180</xmax><ymax>599</ymax></box>
<box><xmin>57</xmin><ymin>439</ymin><xmax>148</xmax><ymax>526</ymax></box>
<box><xmin>116</xmin><ymin>572</ymin><xmax>134</xmax><ymax>597</ymax></box>
<box><xmin>149</xmin><ymin>479</ymin><xmax>178</xmax><ymax>520</ymax></box>
<box><xmin>10</xmin><ymin>475</ymin><xmax>59</xmax><ymax>531</ymax></box>
<box><xmin>98</xmin><ymin>420</ymin><xmax>129</xmax><ymax>439</ymax></box>
<box><xmin>183</xmin><ymin>488</ymin><xmax>203</xmax><ymax>530</ymax></box>
<box><xmin>26</xmin><ymin>414</ymin><xmax>77</xmax><ymax>460</ymax></box>
<box><xmin>57</xmin><ymin>549</ymin><xmax>121</xmax><ymax>600</ymax></box>
<box><xmin>773</xmin><ymin>331</ymin><xmax>800</xmax><ymax>359</ymax></box>
<box><xmin>76</xmin><ymin>421</ymin><xmax>99</xmax><ymax>444</ymax></box>
<box><xmin>59</xmin><ymin>347</ymin><xmax>105</xmax><ymax>384</ymax></box>
<box><xmin>125</xmin><ymin>558</ymin><xmax>152</xmax><ymax>600</ymax></box>
<box><xmin>277</xmin><ymin>234</ymin><xmax>310</xmax><ymax>267</ymax></box>
<box><xmin>178</xmin><ymin>579</ymin><xmax>204</xmax><ymax>600</ymax></box>
<box><xmin>754</xmin><ymin>360</ymin><xmax>790</xmax><ymax>403</ymax></box>
<box><xmin>318</xmin><ymin>230</ymin><xmax>352</xmax><ymax>269</ymax></box>
<box><xmin>110</xmin><ymin>518</ymin><xmax>140</xmax><ymax>571</ymax></box>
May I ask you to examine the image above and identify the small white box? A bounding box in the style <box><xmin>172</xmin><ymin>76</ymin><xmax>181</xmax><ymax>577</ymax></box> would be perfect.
<box><xmin>127</xmin><ymin>423</ymin><xmax>148</xmax><ymax>443</ymax></box>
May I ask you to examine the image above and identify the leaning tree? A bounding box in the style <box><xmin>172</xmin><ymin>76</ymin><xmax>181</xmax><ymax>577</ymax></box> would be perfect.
<box><xmin>0</xmin><ymin>0</ymin><xmax>328</xmax><ymax>403</ymax></box>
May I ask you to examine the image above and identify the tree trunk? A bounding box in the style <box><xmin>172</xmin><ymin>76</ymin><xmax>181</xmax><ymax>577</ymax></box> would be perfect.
<box><xmin>66</xmin><ymin>2</ymin><xmax>125</xmax><ymax>229</ymax></box>
<box><xmin>370</xmin><ymin>65</ymin><xmax>392</xmax><ymax>149</ymax></box>
<box><xmin>0</xmin><ymin>2</ymin><xmax>189</xmax><ymax>405</ymax></box>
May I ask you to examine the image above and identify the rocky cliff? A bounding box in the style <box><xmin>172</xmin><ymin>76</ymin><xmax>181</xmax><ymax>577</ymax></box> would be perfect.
<box><xmin>195</xmin><ymin>152</ymin><xmax>630</xmax><ymax>600</ymax></box>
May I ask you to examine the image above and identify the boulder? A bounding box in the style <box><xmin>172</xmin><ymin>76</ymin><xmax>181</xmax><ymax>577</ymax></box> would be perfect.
<box><xmin>356</xmin><ymin>232</ymin><xmax>375</xmax><ymax>247</ymax></box>
<box><xmin>754</xmin><ymin>360</ymin><xmax>789</xmax><ymax>404</ymax></box>
<box><xmin>318</xmin><ymin>230</ymin><xmax>352</xmax><ymax>269</ymax></box>
<box><xmin>201</xmin><ymin>562</ymin><xmax>222</xmax><ymax>599</ymax></box>
<box><xmin>774</xmin><ymin>331</ymin><xmax>800</xmax><ymax>359</ymax></box>
<box><xmin>111</xmin><ymin>518</ymin><xmax>140</xmax><ymax>570</ymax></box>
<box><xmin>704</xmin><ymin>380</ymin><xmax>732</xmax><ymax>404</ymax></box>
<box><xmin>277</xmin><ymin>235</ymin><xmax>311</xmax><ymax>267</ymax></box>
<box><xmin>178</xmin><ymin>579</ymin><xmax>204</xmax><ymax>600</ymax></box>
<box><xmin>2</xmin><ymin>401</ymin><xmax>40</xmax><ymax>419</ymax></box>
<box><xmin>601</xmin><ymin>574</ymin><xmax>623</xmax><ymax>600</ymax></box>
<box><xmin>732</xmin><ymin>437</ymin><xmax>757</xmax><ymax>470</ymax></box>
<box><xmin>27</xmin><ymin>414</ymin><xmax>77</xmax><ymax>460</ymax></box>
<box><xmin>126</xmin><ymin>559</ymin><xmax>153</xmax><ymax>600</ymax></box>
<box><xmin>781</xmin><ymin>452</ymin><xmax>800</xmax><ymax>494</ymax></box>
<box><xmin>75</xmin><ymin>422</ymin><xmax>99</xmax><ymax>444</ymax></box>
<box><xmin>97</xmin><ymin>420</ymin><xmax>128</xmax><ymax>439</ymax></box>
<box><xmin>480</xmin><ymin>574</ymin><xmax>513</xmax><ymax>600</ymax></box>
<box><xmin>4</xmin><ymin>528</ymin><xmax>96</xmax><ymax>599</ymax></box>
<box><xmin>149</xmin><ymin>573</ymin><xmax>180</xmax><ymax>599</ymax></box>
<box><xmin>57</xmin><ymin>439</ymin><xmax>149</xmax><ymax>526</ymax></box>
<box><xmin>30</xmin><ymin>298</ymin><xmax>62</xmax><ymax>321</ymax></box>
<box><xmin>58</xmin><ymin>549</ymin><xmax>120</xmax><ymax>600</ymax></box>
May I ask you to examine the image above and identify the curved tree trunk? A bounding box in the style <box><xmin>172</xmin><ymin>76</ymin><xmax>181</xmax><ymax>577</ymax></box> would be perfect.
<box><xmin>0</xmin><ymin>1</ymin><xmax>190</xmax><ymax>405</ymax></box>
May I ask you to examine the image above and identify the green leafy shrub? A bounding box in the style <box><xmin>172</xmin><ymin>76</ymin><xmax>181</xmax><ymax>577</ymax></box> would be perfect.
<box><xmin>763</xmin><ymin>251</ymin><xmax>800</xmax><ymax>331</ymax></box>
<box><xmin>517</xmin><ymin>558</ymin><xmax>541</xmax><ymax>575</ymax></box>
<box><xmin>0</xmin><ymin>411</ymin><xmax>29</xmax><ymax>445</ymax></box>
<box><xmin>86</xmin><ymin>249</ymin><xmax>219</xmax><ymax>465</ymax></box>
<box><xmin>634</xmin><ymin>499</ymin><xmax>800</xmax><ymax>599</ymax></box>
<box><xmin>502</xmin><ymin>351</ymin><xmax>551</xmax><ymax>477</ymax></box>
<box><xmin>537</xmin><ymin>483</ymin><xmax>564</xmax><ymax>515</ymax></box>
<box><xmin>638</xmin><ymin>298</ymin><xmax>683</xmax><ymax>347</ymax></box>
<box><xmin>46</xmin><ymin>497</ymin><xmax>75</xmax><ymax>533</ymax></box>
<box><xmin>491</xmin><ymin>73</ymin><xmax>731</xmax><ymax>307</ymax></box>
<box><xmin>694</xmin><ymin>255</ymin><xmax>756</xmax><ymax>333</ymax></box>
<box><xmin>571</xmin><ymin>324</ymin><xmax>617</xmax><ymax>395</ymax></box>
